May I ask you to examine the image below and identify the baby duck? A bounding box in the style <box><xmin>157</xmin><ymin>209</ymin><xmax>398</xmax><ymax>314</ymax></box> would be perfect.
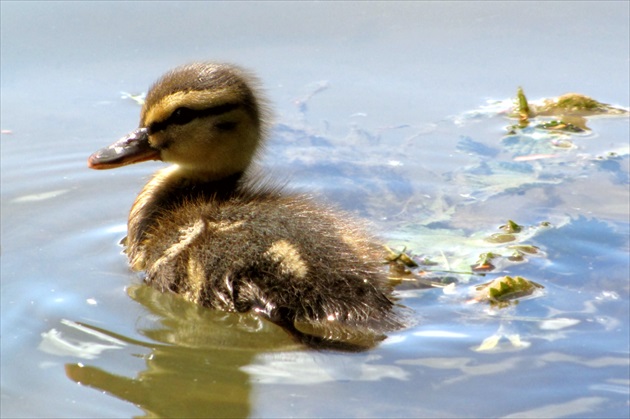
<box><xmin>88</xmin><ymin>62</ymin><xmax>406</xmax><ymax>350</ymax></box>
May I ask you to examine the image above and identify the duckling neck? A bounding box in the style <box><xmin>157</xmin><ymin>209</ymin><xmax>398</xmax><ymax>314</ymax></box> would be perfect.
<box><xmin>127</xmin><ymin>165</ymin><xmax>244</xmax><ymax>259</ymax></box>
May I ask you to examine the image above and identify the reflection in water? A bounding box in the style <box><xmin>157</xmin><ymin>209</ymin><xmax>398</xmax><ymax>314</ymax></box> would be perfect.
<box><xmin>65</xmin><ymin>346</ymin><xmax>252</xmax><ymax>418</ymax></box>
<box><xmin>58</xmin><ymin>285</ymin><xmax>414</xmax><ymax>417</ymax></box>
<box><xmin>3</xmin><ymin>2</ymin><xmax>628</xmax><ymax>416</ymax></box>
<box><xmin>39</xmin><ymin>319</ymin><xmax>127</xmax><ymax>359</ymax></box>
<box><xmin>125</xmin><ymin>285</ymin><xmax>298</xmax><ymax>351</ymax></box>
<box><xmin>64</xmin><ymin>285</ymin><xmax>298</xmax><ymax>418</ymax></box>
<box><xmin>243</xmin><ymin>351</ymin><xmax>409</xmax><ymax>385</ymax></box>
<box><xmin>502</xmin><ymin>397</ymin><xmax>608</xmax><ymax>419</ymax></box>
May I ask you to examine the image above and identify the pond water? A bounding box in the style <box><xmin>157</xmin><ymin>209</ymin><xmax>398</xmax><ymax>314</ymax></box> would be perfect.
<box><xmin>2</xmin><ymin>2</ymin><xmax>629</xmax><ymax>418</ymax></box>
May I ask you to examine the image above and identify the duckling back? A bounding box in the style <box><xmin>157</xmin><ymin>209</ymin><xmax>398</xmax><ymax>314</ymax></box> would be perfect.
<box><xmin>128</xmin><ymin>172</ymin><xmax>405</xmax><ymax>350</ymax></box>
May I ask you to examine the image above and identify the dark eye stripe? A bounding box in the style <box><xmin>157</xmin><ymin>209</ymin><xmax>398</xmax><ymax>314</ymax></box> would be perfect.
<box><xmin>148</xmin><ymin>102</ymin><xmax>240</xmax><ymax>134</ymax></box>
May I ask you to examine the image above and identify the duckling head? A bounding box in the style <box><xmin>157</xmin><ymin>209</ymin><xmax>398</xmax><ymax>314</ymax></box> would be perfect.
<box><xmin>88</xmin><ymin>62</ymin><xmax>267</xmax><ymax>180</ymax></box>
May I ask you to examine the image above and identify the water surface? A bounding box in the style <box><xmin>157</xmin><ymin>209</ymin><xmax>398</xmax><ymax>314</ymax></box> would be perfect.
<box><xmin>2</xmin><ymin>2</ymin><xmax>629</xmax><ymax>418</ymax></box>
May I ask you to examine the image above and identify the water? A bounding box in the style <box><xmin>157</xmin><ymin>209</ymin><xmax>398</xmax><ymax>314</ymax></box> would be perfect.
<box><xmin>2</xmin><ymin>2</ymin><xmax>629</xmax><ymax>418</ymax></box>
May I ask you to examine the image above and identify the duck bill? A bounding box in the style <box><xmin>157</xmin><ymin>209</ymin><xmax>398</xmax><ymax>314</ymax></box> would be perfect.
<box><xmin>88</xmin><ymin>128</ymin><xmax>160</xmax><ymax>170</ymax></box>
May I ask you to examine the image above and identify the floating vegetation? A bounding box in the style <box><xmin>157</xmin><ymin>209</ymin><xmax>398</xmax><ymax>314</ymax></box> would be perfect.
<box><xmin>384</xmin><ymin>245</ymin><xmax>470</xmax><ymax>289</ymax></box>
<box><xmin>507</xmin><ymin>244</ymin><xmax>541</xmax><ymax>262</ymax></box>
<box><xmin>382</xmin><ymin>88</ymin><xmax>625</xmax><ymax>353</ymax></box>
<box><xmin>468</xmin><ymin>221</ymin><xmax>547</xmax><ymax>272</ymax></box>
<box><xmin>512</xmin><ymin>89</ymin><xmax>627</xmax><ymax>120</ymax></box>
<box><xmin>384</xmin><ymin>246</ymin><xmax>419</xmax><ymax>268</ymax></box>
<box><xmin>474</xmin><ymin>275</ymin><xmax>544</xmax><ymax>309</ymax></box>
<box><xmin>485</xmin><ymin>220</ymin><xmax>523</xmax><ymax>244</ymax></box>
<box><xmin>385</xmin><ymin>246</ymin><xmax>450</xmax><ymax>288</ymax></box>
<box><xmin>471</xmin><ymin>252</ymin><xmax>498</xmax><ymax>272</ymax></box>
<box><xmin>391</xmin><ymin>217</ymin><xmax>550</xmax><ymax>275</ymax></box>
<box><xmin>507</xmin><ymin>244</ymin><xmax>540</xmax><ymax>255</ymax></box>
<box><xmin>387</xmin><ymin>218</ymin><xmax>550</xmax><ymax>300</ymax></box>
<box><xmin>500</xmin><ymin>219</ymin><xmax>523</xmax><ymax>233</ymax></box>
<box><xmin>385</xmin><ymin>246</ymin><xmax>422</xmax><ymax>280</ymax></box>
<box><xmin>516</xmin><ymin>87</ymin><xmax>532</xmax><ymax>121</ymax></box>
<box><xmin>536</xmin><ymin>93</ymin><xmax>628</xmax><ymax>116</ymax></box>
<box><xmin>538</xmin><ymin>119</ymin><xmax>586</xmax><ymax>133</ymax></box>
<box><xmin>508</xmin><ymin>87</ymin><xmax>628</xmax><ymax>135</ymax></box>
<box><xmin>450</xmin><ymin>89</ymin><xmax>626</xmax><ymax>208</ymax></box>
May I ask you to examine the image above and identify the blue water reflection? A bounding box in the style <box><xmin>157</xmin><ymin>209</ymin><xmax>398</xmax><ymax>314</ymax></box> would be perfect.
<box><xmin>2</xmin><ymin>2</ymin><xmax>628</xmax><ymax>418</ymax></box>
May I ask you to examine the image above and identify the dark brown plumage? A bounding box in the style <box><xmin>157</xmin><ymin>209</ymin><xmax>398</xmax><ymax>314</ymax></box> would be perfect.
<box><xmin>88</xmin><ymin>62</ymin><xmax>407</xmax><ymax>350</ymax></box>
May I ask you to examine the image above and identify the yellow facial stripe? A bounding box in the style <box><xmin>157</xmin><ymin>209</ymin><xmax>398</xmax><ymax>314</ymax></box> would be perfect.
<box><xmin>142</xmin><ymin>88</ymin><xmax>245</xmax><ymax>126</ymax></box>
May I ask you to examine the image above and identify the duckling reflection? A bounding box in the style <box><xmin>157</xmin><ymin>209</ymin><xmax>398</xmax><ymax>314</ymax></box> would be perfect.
<box><xmin>63</xmin><ymin>286</ymin><xmax>402</xmax><ymax>417</ymax></box>
<box><xmin>88</xmin><ymin>62</ymin><xmax>408</xmax><ymax>350</ymax></box>
<box><xmin>65</xmin><ymin>285</ymin><xmax>271</xmax><ymax>418</ymax></box>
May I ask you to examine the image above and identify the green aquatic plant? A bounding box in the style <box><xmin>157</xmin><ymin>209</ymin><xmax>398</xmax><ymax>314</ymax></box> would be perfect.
<box><xmin>385</xmin><ymin>246</ymin><xmax>420</xmax><ymax>280</ymax></box>
<box><xmin>508</xmin><ymin>88</ymin><xmax>628</xmax><ymax>135</ymax></box>
<box><xmin>512</xmin><ymin>89</ymin><xmax>627</xmax><ymax>118</ymax></box>
<box><xmin>515</xmin><ymin>87</ymin><xmax>532</xmax><ymax>127</ymax></box>
<box><xmin>384</xmin><ymin>246</ymin><xmax>419</xmax><ymax>268</ymax></box>
<box><xmin>507</xmin><ymin>244</ymin><xmax>541</xmax><ymax>262</ymax></box>
<box><xmin>475</xmin><ymin>221</ymin><xmax>547</xmax><ymax>272</ymax></box>
<box><xmin>475</xmin><ymin>275</ymin><xmax>544</xmax><ymax>308</ymax></box>
<box><xmin>537</xmin><ymin>119</ymin><xmax>586</xmax><ymax>133</ymax></box>
<box><xmin>484</xmin><ymin>220</ymin><xmax>522</xmax><ymax>243</ymax></box>
<box><xmin>471</xmin><ymin>252</ymin><xmax>498</xmax><ymax>272</ymax></box>
<box><xmin>536</xmin><ymin>93</ymin><xmax>628</xmax><ymax>116</ymax></box>
<box><xmin>500</xmin><ymin>219</ymin><xmax>522</xmax><ymax>233</ymax></box>
<box><xmin>507</xmin><ymin>244</ymin><xmax>540</xmax><ymax>255</ymax></box>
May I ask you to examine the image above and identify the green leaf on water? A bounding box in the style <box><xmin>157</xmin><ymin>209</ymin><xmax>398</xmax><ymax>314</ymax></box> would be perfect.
<box><xmin>475</xmin><ymin>275</ymin><xmax>544</xmax><ymax>308</ymax></box>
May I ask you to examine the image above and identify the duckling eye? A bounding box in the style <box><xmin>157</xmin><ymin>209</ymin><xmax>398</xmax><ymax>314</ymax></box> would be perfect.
<box><xmin>147</xmin><ymin>102</ymin><xmax>241</xmax><ymax>134</ymax></box>
<box><xmin>170</xmin><ymin>107</ymin><xmax>196</xmax><ymax>126</ymax></box>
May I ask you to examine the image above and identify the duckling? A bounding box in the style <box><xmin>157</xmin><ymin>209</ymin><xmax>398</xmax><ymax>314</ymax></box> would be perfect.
<box><xmin>88</xmin><ymin>62</ymin><xmax>407</xmax><ymax>350</ymax></box>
